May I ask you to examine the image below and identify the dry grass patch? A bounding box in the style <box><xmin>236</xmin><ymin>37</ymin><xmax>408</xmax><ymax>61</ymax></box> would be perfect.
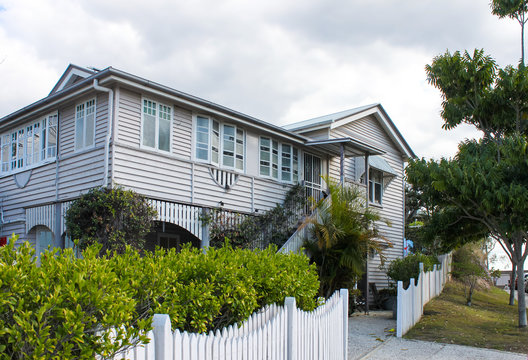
<box><xmin>405</xmin><ymin>280</ymin><xmax>528</xmax><ymax>353</ymax></box>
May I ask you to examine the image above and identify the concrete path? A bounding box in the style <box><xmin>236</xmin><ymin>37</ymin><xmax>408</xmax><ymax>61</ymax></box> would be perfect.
<box><xmin>348</xmin><ymin>311</ymin><xmax>526</xmax><ymax>360</ymax></box>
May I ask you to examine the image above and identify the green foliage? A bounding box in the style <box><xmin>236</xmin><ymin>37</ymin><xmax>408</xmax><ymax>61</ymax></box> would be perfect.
<box><xmin>304</xmin><ymin>178</ymin><xmax>387</xmax><ymax>298</ymax></box>
<box><xmin>0</xmin><ymin>235</ymin><xmax>151</xmax><ymax>359</ymax></box>
<box><xmin>491</xmin><ymin>0</ymin><xmax>528</xmax><ymax>20</ymax></box>
<box><xmin>386</xmin><ymin>253</ymin><xmax>439</xmax><ymax>289</ymax></box>
<box><xmin>65</xmin><ymin>186</ymin><xmax>157</xmax><ymax>256</ymax></box>
<box><xmin>0</xmin><ymin>236</ymin><xmax>318</xmax><ymax>358</ymax></box>
<box><xmin>207</xmin><ymin>184</ymin><xmax>307</xmax><ymax>249</ymax></box>
<box><xmin>452</xmin><ymin>244</ymin><xmax>490</xmax><ymax>306</ymax></box>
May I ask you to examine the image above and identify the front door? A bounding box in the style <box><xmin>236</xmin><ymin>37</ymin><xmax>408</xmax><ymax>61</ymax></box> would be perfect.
<box><xmin>304</xmin><ymin>153</ymin><xmax>322</xmax><ymax>205</ymax></box>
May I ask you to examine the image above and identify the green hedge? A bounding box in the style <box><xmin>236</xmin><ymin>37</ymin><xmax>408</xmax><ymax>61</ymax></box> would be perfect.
<box><xmin>0</xmin><ymin>235</ymin><xmax>319</xmax><ymax>359</ymax></box>
<box><xmin>386</xmin><ymin>253</ymin><xmax>439</xmax><ymax>289</ymax></box>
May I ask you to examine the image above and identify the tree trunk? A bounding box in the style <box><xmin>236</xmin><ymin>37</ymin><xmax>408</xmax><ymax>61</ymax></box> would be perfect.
<box><xmin>516</xmin><ymin>259</ymin><xmax>527</xmax><ymax>327</ymax></box>
<box><xmin>510</xmin><ymin>262</ymin><xmax>516</xmax><ymax>306</ymax></box>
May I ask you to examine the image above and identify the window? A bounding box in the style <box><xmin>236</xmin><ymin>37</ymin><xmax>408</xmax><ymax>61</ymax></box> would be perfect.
<box><xmin>194</xmin><ymin>116</ymin><xmax>245</xmax><ymax>171</ymax></box>
<box><xmin>75</xmin><ymin>99</ymin><xmax>95</xmax><ymax>150</ymax></box>
<box><xmin>281</xmin><ymin>144</ymin><xmax>292</xmax><ymax>182</ymax></box>
<box><xmin>0</xmin><ymin>114</ymin><xmax>57</xmax><ymax>175</ymax></box>
<box><xmin>142</xmin><ymin>99</ymin><xmax>172</xmax><ymax>152</ymax></box>
<box><xmin>369</xmin><ymin>169</ymin><xmax>383</xmax><ymax>205</ymax></box>
<box><xmin>259</xmin><ymin>137</ymin><xmax>299</xmax><ymax>183</ymax></box>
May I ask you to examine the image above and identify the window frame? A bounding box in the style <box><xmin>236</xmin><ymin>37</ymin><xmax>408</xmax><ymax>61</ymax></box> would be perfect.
<box><xmin>259</xmin><ymin>136</ymin><xmax>299</xmax><ymax>184</ymax></box>
<box><xmin>74</xmin><ymin>98</ymin><xmax>96</xmax><ymax>151</ymax></box>
<box><xmin>0</xmin><ymin>113</ymin><xmax>58</xmax><ymax>177</ymax></box>
<box><xmin>140</xmin><ymin>97</ymin><xmax>173</xmax><ymax>153</ymax></box>
<box><xmin>368</xmin><ymin>168</ymin><xmax>384</xmax><ymax>206</ymax></box>
<box><xmin>193</xmin><ymin>114</ymin><xmax>245</xmax><ymax>172</ymax></box>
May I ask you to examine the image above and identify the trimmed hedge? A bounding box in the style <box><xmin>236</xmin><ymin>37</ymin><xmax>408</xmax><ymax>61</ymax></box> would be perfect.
<box><xmin>0</xmin><ymin>235</ymin><xmax>319</xmax><ymax>359</ymax></box>
<box><xmin>386</xmin><ymin>253</ymin><xmax>439</xmax><ymax>289</ymax></box>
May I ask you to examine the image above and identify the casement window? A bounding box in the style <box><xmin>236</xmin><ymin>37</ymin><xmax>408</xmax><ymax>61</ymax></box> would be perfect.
<box><xmin>0</xmin><ymin>113</ymin><xmax>57</xmax><ymax>175</ymax></box>
<box><xmin>369</xmin><ymin>169</ymin><xmax>383</xmax><ymax>205</ymax></box>
<box><xmin>259</xmin><ymin>137</ymin><xmax>299</xmax><ymax>183</ymax></box>
<box><xmin>75</xmin><ymin>99</ymin><xmax>96</xmax><ymax>150</ymax></box>
<box><xmin>195</xmin><ymin>115</ymin><xmax>245</xmax><ymax>171</ymax></box>
<box><xmin>142</xmin><ymin>99</ymin><xmax>172</xmax><ymax>152</ymax></box>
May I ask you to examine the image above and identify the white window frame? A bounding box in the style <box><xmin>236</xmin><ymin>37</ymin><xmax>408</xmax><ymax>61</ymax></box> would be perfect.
<box><xmin>368</xmin><ymin>168</ymin><xmax>384</xmax><ymax>206</ymax></box>
<box><xmin>140</xmin><ymin>97</ymin><xmax>173</xmax><ymax>153</ymax></box>
<box><xmin>0</xmin><ymin>113</ymin><xmax>57</xmax><ymax>176</ymax></box>
<box><xmin>74</xmin><ymin>98</ymin><xmax>96</xmax><ymax>151</ymax></box>
<box><xmin>193</xmin><ymin>114</ymin><xmax>245</xmax><ymax>172</ymax></box>
<box><xmin>259</xmin><ymin>136</ymin><xmax>299</xmax><ymax>184</ymax></box>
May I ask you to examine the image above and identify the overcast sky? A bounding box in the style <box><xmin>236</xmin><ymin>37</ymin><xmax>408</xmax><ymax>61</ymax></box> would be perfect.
<box><xmin>0</xmin><ymin>0</ymin><xmax>521</xmax><ymax>160</ymax></box>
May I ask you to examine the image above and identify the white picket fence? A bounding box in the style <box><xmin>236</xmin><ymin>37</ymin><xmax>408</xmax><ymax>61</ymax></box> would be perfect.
<box><xmin>396</xmin><ymin>253</ymin><xmax>452</xmax><ymax>337</ymax></box>
<box><xmin>110</xmin><ymin>289</ymin><xmax>348</xmax><ymax>360</ymax></box>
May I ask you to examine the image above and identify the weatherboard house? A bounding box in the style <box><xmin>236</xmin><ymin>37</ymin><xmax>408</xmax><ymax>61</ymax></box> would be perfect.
<box><xmin>0</xmin><ymin>64</ymin><xmax>415</xmax><ymax>288</ymax></box>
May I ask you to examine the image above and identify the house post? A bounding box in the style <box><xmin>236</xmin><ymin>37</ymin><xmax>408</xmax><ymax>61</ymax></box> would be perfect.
<box><xmin>201</xmin><ymin>208</ymin><xmax>210</xmax><ymax>250</ymax></box>
<box><xmin>364</xmin><ymin>153</ymin><xmax>370</xmax><ymax>313</ymax></box>
<box><xmin>54</xmin><ymin>202</ymin><xmax>61</xmax><ymax>247</ymax></box>
<box><xmin>340</xmin><ymin>143</ymin><xmax>345</xmax><ymax>186</ymax></box>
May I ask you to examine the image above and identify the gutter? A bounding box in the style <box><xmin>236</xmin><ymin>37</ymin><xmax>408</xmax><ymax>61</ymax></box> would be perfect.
<box><xmin>92</xmin><ymin>79</ymin><xmax>114</xmax><ymax>188</ymax></box>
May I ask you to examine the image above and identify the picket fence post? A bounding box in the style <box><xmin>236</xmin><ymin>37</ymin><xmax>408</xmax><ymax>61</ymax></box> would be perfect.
<box><xmin>152</xmin><ymin>314</ymin><xmax>173</xmax><ymax>360</ymax></box>
<box><xmin>340</xmin><ymin>288</ymin><xmax>348</xmax><ymax>360</ymax></box>
<box><xmin>285</xmin><ymin>296</ymin><xmax>297</xmax><ymax>360</ymax></box>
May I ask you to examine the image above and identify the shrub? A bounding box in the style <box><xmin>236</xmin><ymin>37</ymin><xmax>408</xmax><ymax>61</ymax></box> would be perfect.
<box><xmin>452</xmin><ymin>244</ymin><xmax>489</xmax><ymax>306</ymax></box>
<box><xmin>65</xmin><ymin>186</ymin><xmax>157</xmax><ymax>256</ymax></box>
<box><xmin>0</xmin><ymin>237</ymin><xmax>319</xmax><ymax>358</ymax></box>
<box><xmin>0</xmin><ymin>235</ymin><xmax>150</xmax><ymax>360</ymax></box>
<box><xmin>386</xmin><ymin>253</ymin><xmax>439</xmax><ymax>289</ymax></box>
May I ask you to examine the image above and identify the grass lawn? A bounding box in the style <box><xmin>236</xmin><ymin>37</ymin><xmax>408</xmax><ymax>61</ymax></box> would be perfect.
<box><xmin>405</xmin><ymin>280</ymin><xmax>528</xmax><ymax>354</ymax></box>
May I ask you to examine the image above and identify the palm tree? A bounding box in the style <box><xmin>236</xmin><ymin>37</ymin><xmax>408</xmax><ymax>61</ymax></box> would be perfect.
<box><xmin>304</xmin><ymin>178</ymin><xmax>388</xmax><ymax>298</ymax></box>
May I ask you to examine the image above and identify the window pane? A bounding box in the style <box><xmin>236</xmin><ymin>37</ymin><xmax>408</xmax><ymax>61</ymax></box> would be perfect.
<box><xmin>17</xmin><ymin>129</ymin><xmax>24</xmax><ymax>168</ymax></box>
<box><xmin>84</xmin><ymin>112</ymin><xmax>94</xmax><ymax>148</ymax></box>
<box><xmin>47</xmin><ymin>115</ymin><xmax>58</xmax><ymax>158</ymax></box>
<box><xmin>260</xmin><ymin>137</ymin><xmax>270</xmax><ymax>176</ymax></box>
<box><xmin>292</xmin><ymin>148</ymin><xmax>299</xmax><ymax>183</ymax></box>
<box><xmin>196</xmin><ymin>116</ymin><xmax>209</xmax><ymax>160</ymax></box>
<box><xmin>223</xmin><ymin>125</ymin><xmax>235</xmax><ymax>168</ymax></box>
<box><xmin>75</xmin><ymin>104</ymin><xmax>85</xmax><ymax>150</ymax></box>
<box><xmin>142</xmin><ymin>113</ymin><xmax>156</xmax><ymax>148</ymax></box>
<box><xmin>281</xmin><ymin>144</ymin><xmax>291</xmax><ymax>182</ymax></box>
<box><xmin>1</xmin><ymin>135</ymin><xmax>9</xmax><ymax>172</ymax></box>
<box><xmin>375</xmin><ymin>183</ymin><xmax>382</xmax><ymax>204</ymax></box>
<box><xmin>33</xmin><ymin>127</ymin><xmax>40</xmax><ymax>164</ymax></box>
<box><xmin>212</xmin><ymin>121</ymin><xmax>219</xmax><ymax>164</ymax></box>
<box><xmin>272</xmin><ymin>140</ymin><xmax>279</xmax><ymax>179</ymax></box>
<box><xmin>159</xmin><ymin>118</ymin><xmax>170</xmax><ymax>151</ymax></box>
<box><xmin>158</xmin><ymin>104</ymin><xmax>171</xmax><ymax>151</ymax></box>
<box><xmin>26</xmin><ymin>125</ymin><xmax>33</xmax><ymax>166</ymax></box>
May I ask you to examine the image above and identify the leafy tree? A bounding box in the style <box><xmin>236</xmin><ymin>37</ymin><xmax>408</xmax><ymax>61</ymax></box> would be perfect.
<box><xmin>303</xmin><ymin>178</ymin><xmax>387</xmax><ymax>298</ymax></box>
<box><xmin>491</xmin><ymin>0</ymin><xmax>528</xmax><ymax>64</ymax></box>
<box><xmin>451</xmin><ymin>243</ymin><xmax>490</xmax><ymax>307</ymax></box>
<box><xmin>65</xmin><ymin>187</ymin><xmax>157</xmax><ymax>256</ymax></box>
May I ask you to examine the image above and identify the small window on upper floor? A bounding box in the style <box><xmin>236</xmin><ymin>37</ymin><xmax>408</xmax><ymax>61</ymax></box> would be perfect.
<box><xmin>141</xmin><ymin>99</ymin><xmax>172</xmax><ymax>152</ymax></box>
<box><xmin>0</xmin><ymin>113</ymin><xmax>57</xmax><ymax>175</ymax></box>
<box><xmin>75</xmin><ymin>99</ymin><xmax>96</xmax><ymax>151</ymax></box>
<box><xmin>259</xmin><ymin>137</ymin><xmax>299</xmax><ymax>183</ymax></box>
<box><xmin>194</xmin><ymin>115</ymin><xmax>245</xmax><ymax>172</ymax></box>
<box><xmin>368</xmin><ymin>168</ymin><xmax>383</xmax><ymax>205</ymax></box>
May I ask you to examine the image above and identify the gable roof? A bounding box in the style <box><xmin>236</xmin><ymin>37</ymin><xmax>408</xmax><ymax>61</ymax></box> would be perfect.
<box><xmin>283</xmin><ymin>104</ymin><xmax>416</xmax><ymax>159</ymax></box>
<box><xmin>48</xmin><ymin>64</ymin><xmax>98</xmax><ymax>95</ymax></box>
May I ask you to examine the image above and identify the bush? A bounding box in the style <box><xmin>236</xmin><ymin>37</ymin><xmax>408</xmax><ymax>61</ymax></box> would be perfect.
<box><xmin>0</xmin><ymin>237</ymin><xmax>319</xmax><ymax>358</ymax></box>
<box><xmin>386</xmin><ymin>253</ymin><xmax>439</xmax><ymax>289</ymax></box>
<box><xmin>65</xmin><ymin>187</ymin><xmax>157</xmax><ymax>256</ymax></box>
<box><xmin>0</xmin><ymin>235</ymin><xmax>150</xmax><ymax>360</ymax></box>
<box><xmin>452</xmin><ymin>244</ymin><xmax>489</xmax><ymax>306</ymax></box>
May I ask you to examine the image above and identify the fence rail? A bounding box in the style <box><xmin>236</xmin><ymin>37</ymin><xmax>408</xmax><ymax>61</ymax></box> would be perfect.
<box><xmin>396</xmin><ymin>253</ymin><xmax>452</xmax><ymax>337</ymax></box>
<box><xmin>110</xmin><ymin>289</ymin><xmax>348</xmax><ymax>360</ymax></box>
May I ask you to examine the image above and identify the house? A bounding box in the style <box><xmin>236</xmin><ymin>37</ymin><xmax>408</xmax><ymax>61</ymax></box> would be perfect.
<box><xmin>0</xmin><ymin>64</ymin><xmax>415</xmax><ymax>290</ymax></box>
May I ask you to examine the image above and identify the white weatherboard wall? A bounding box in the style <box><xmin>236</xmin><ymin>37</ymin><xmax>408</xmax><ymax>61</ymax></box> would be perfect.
<box><xmin>108</xmin><ymin>289</ymin><xmax>348</xmax><ymax>360</ymax></box>
<box><xmin>396</xmin><ymin>253</ymin><xmax>452</xmax><ymax>337</ymax></box>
